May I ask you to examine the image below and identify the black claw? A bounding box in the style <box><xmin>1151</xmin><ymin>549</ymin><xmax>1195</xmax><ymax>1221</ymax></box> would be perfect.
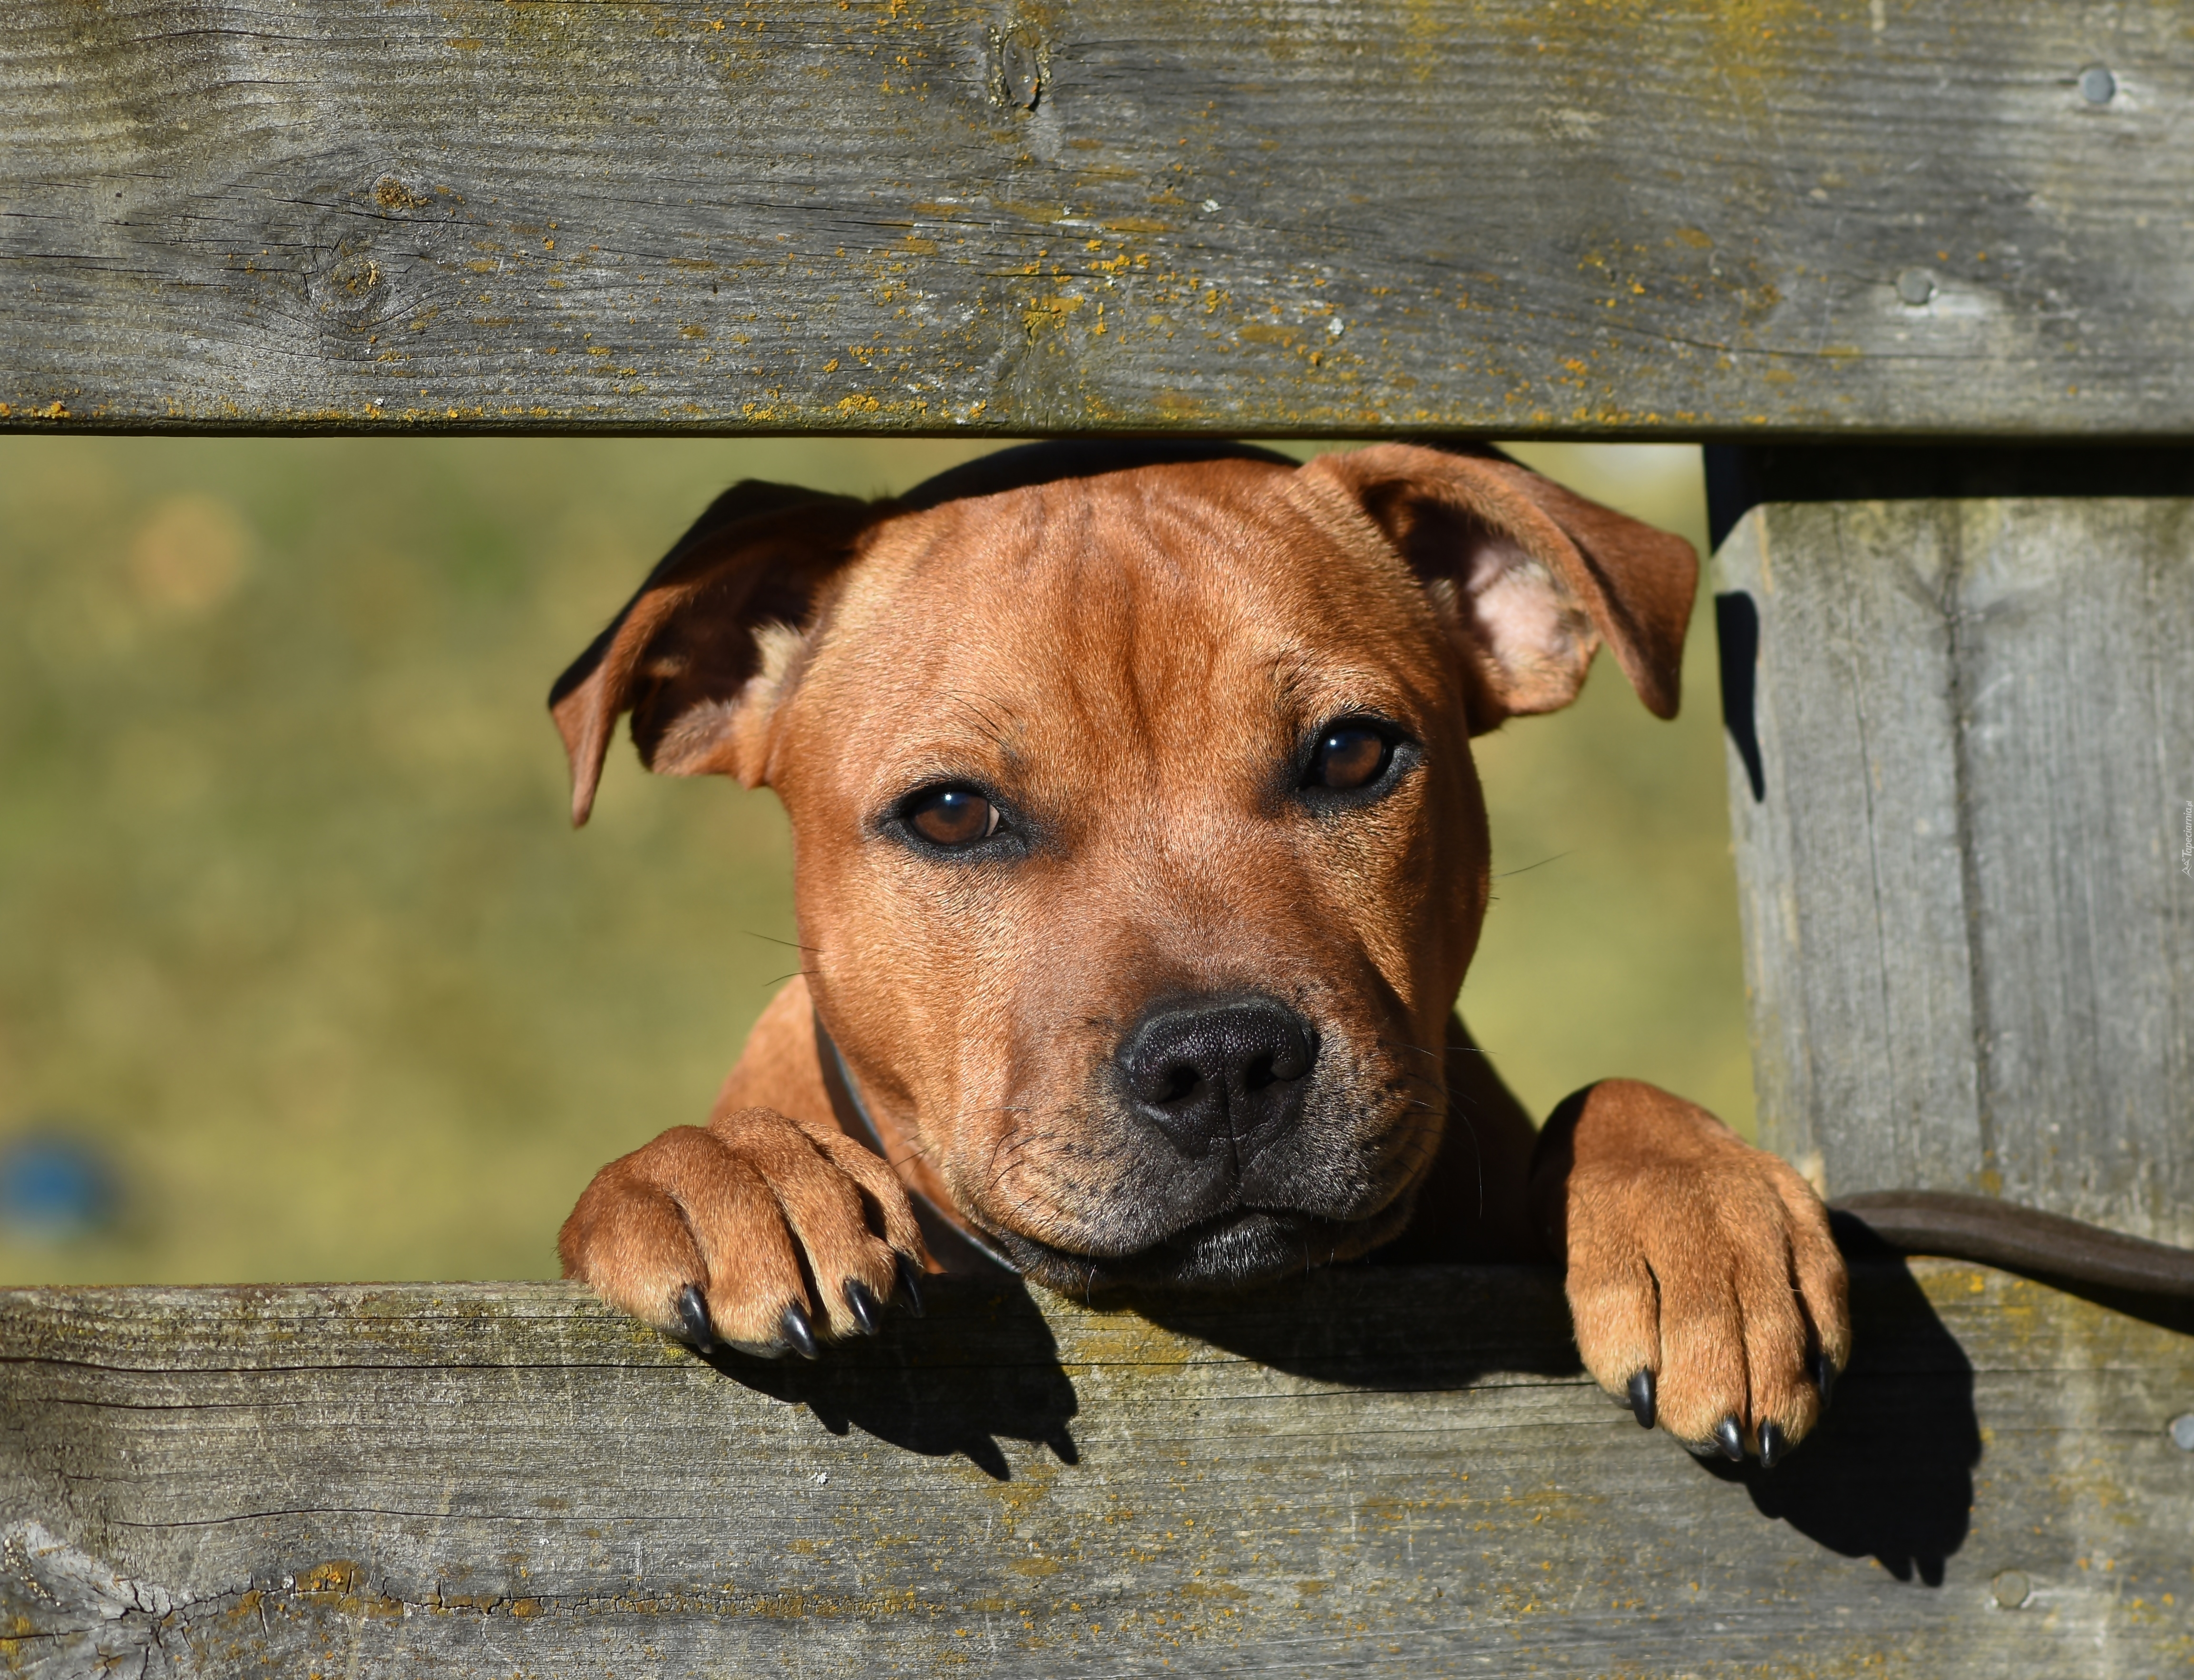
<box><xmin>1626</xmin><ymin>1369</ymin><xmax>1657</xmax><ymax>1430</ymax></box>
<box><xmin>1813</xmin><ymin>1350</ymin><xmax>1839</xmax><ymax>1410</ymax></box>
<box><xmin>1757</xmin><ymin>1419</ymin><xmax>1788</xmax><ymax>1469</ymax></box>
<box><xmin>895</xmin><ymin>1253</ymin><xmax>926</xmax><ymax>1318</ymax></box>
<box><xmin>674</xmin><ymin>1283</ymin><xmax>716</xmax><ymax>1353</ymax></box>
<box><xmin>1713</xmin><ymin>1417</ymin><xmax>1745</xmax><ymax>1462</ymax></box>
<box><xmin>780</xmin><ymin>1301</ymin><xmax>820</xmax><ymax>1360</ymax></box>
<box><xmin>843</xmin><ymin>1279</ymin><xmax>880</xmax><ymax>1337</ymax></box>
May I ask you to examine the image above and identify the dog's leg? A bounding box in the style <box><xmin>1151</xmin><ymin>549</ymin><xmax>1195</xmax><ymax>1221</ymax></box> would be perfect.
<box><xmin>1530</xmin><ymin>1081</ymin><xmax>1850</xmax><ymax>1464</ymax></box>
<box><xmin>712</xmin><ymin>977</ymin><xmax>1001</xmax><ymax>1273</ymax></box>
<box><xmin>559</xmin><ymin>981</ymin><xmax>930</xmax><ymax>1357</ymax></box>
<box><xmin>709</xmin><ymin>976</ymin><xmax>840</xmax><ymax>1130</ymax></box>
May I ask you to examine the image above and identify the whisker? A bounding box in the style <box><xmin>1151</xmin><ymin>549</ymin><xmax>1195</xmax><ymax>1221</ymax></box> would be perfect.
<box><xmin>1492</xmin><ymin>852</ymin><xmax>1569</xmax><ymax>879</ymax></box>
<box><xmin>977</xmin><ymin>1124</ymin><xmax>1048</xmax><ymax>1204</ymax></box>
<box><xmin>1377</xmin><ymin>1039</ymin><xmax>1448</xmax><ymax>1066</ymax></box>
<box><xmin>744</xmin><ymin>931</ymin><xmax>822</xmax><ymax>953</ymax></box>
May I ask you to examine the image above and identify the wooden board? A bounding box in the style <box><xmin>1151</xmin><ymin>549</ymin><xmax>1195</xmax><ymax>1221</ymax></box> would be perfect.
<box><xmin>3</xmin><ymin>1266</ymin><xmax>2192</xmax><ymax>1676</ymax></box>
<box><xmin>4</xmin><ymin>1</ymin><xmax>2193</xmax><ymax>437</ymax></box>
<box><xmin>1717</xmin><ymin>499</ymin><xmax>2194</xmax><ymax>1241</ymax></box>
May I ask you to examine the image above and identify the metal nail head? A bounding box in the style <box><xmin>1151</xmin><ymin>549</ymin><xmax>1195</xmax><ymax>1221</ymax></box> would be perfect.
<box><xmin>1896</xmin><ymin>269</ymin><xmax>1937</xmax><ymax>307</ymax></box>
<box><xmin>2078</xmin><ymin>65</ymin><xmax>2116</xmax><ymax>105</ymax></box>
<box><xmin>2169</xmin><ymin>1412</ymin><xmax>2194</xmax><ymax>1451</ymax></box>
<box><xmin>1001</xmin><ymin>30</ymin><xmax>1042</xmax><ymax>111</ymax></box>
<box><xmin>1991</xmin><ymin>1569</ymin><xmax>2031</xmax><ymax>1610</ymax></box>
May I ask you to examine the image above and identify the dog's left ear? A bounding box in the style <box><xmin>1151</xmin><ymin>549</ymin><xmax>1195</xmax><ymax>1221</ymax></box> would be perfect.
<box><xmin>548</xmin><ymin>480</ymin><xmax>877</xmax><ymax>824</ymax></box>
<box><xmin>1306</xmin><ymin>443</ymin><xmax>1697</xmax><ymax>732</ymax></box>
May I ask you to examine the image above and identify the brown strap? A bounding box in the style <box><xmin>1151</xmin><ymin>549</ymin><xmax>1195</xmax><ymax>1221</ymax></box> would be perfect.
<box><xmin>1834</xmin><ymin>1189</ymin><xmax>2194</xmax><ymax>1297</ymax></box>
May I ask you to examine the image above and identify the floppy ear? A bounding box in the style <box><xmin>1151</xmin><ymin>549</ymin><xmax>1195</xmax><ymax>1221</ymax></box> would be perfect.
<box><xmin>1306</xmin><ymin>443</ymin><xmax>1698</xmax><ymax>733</ymax></box>
<box><xmin>547</xmin><ymin>480</ymin><xmax>877</xmax><ymax>825</ymax></box>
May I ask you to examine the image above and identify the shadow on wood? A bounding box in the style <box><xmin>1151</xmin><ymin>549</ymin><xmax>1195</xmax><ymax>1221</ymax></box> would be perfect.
<box><xmin>700</xmin><ymin>1277</ymin><xmax>1082</xmax><ymax>1480</ymax></box>
<box><xmin>1714</xmin><ymin>589</ymin><xmax>1766</xmax><ymax>805</ymax></box>
<box><xmin>1126</xmin><ymin>1264</ymin><xmax>1584</xmax><ymax>1390</ymax></box>
<box><xmin>1697</xmin><ymin>1255</ymin><xmax>1979</xmax><ymax>1587</ymax></box>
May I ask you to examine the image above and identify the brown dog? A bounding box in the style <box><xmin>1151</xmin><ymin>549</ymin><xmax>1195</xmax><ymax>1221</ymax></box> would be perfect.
<box><xmin>550</xmin><ymin>441</ymin><xmax>1849</xmax><ymax>1465</ymax></box>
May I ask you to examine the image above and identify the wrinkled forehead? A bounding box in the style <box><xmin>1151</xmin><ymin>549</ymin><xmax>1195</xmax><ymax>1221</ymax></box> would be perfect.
<box><xmin>788</xmin><ymin>461</ymin><xmax>1452</xmax><ymax>797</ymax></box>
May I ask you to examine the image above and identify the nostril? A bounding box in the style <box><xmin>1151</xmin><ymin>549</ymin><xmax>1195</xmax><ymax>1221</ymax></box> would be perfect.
<box><xmin>1119</xmin><ymin>995</ymin><xmax>1319</xmax><ymax>1154</ymax></box>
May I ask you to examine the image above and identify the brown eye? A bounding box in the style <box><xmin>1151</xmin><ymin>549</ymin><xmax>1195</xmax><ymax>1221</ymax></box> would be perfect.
<box><xmin>1311</xmin><ymin>724</ymin><xmax>1390</xmax><ymax>792</ymax></box>
<box><xmin>908</xmin><ymin>787</ymin><xmax>1000</xmax><ymax>846</ymax></box>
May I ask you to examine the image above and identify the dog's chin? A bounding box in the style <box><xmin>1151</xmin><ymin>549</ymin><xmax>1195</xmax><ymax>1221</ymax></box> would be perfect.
<box><xmin>991</xmin><ymin>1199</ymin><xmax>1415</xmax><ymax>1295</ymax></box>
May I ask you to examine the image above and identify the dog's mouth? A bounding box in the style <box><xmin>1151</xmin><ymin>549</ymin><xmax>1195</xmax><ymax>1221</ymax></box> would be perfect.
<box><xmin>982</xmin><ymin>1197</ymin><xmax>1414</xmax><ymax>1294</ymax></box>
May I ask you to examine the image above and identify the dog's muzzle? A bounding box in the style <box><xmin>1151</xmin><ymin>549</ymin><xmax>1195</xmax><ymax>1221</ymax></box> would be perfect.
<box><xmin>980</xmin><ymin>995</ymin><xmax>1414</xmax><ymax>1291</ymax></box>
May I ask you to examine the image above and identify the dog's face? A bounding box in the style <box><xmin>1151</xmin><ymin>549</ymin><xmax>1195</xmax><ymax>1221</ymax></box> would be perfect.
<box><xmin>552</xmin><ymin>444</ymin><xmax>1694</xmax><ymax>1291</ymax></box>
<box><xmin>775</xmin><ymin>458</ymin><xmax>1491</xmax><ymax>1288</ymax></box>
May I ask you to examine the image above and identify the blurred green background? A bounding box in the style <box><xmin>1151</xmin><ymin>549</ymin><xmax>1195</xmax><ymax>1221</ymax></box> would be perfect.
<box><xmin>0</xmin><ymin>436</ymin><xmax>1743</xmax><ymax>1284</ymax></box>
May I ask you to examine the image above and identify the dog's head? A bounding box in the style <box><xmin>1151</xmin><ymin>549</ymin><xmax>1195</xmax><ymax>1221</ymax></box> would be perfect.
<box><xmin>552</xmin><ymin>443</ymin><xmax>1695</xmax><ymax>1290</ymax></box>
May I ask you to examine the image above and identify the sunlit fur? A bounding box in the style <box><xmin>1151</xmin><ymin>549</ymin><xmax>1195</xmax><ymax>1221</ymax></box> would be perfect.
<box><xmin>768</xmin><ymin>463</ymin><xmax>1483</xmax><ymax>1287</ymax></box>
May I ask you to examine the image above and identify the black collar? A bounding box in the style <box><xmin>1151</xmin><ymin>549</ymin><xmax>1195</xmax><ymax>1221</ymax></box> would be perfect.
<box><xmin>812</xmin><ymin>1011</ymin><xmax>1017</xmax><ymax>1275</ymax></box>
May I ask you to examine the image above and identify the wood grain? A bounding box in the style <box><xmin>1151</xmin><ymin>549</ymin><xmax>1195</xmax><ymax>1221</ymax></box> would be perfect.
<box><xmin>1718</xmin><ymin>499</ymin><xmax>2194</xmax><ymax>1241</ymax></box>
<box><xmin>3</xmin><ymin>1267</ymin><xmax>2191</xmax><ymax>1675</ymax></box>
<box><xmin>3</xmin><ymin>1</ymin><xmax>2191</xmax><ymax>436</ymax></box>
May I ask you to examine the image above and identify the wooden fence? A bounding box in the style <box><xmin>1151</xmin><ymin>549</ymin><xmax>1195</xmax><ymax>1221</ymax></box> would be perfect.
<box><xmin>3</xmin><ymin>2</ymin><xmax>2191</xmax><ymax>436</ymax></box>
<box><xmin>4</xmin><ymin>2</ymin><xmax>2193</xmax><ymax>1674</ymax></box>
<box><xmin>6</xmin><ymin>1266</ymin><xmax>2194</xmax><ymax>1677</ymax></box>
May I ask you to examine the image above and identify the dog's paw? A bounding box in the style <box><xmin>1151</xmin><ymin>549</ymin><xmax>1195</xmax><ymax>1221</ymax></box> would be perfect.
<box><xmin>1536</xmin><ymin>1080</ymin><xmax>1850</xmax><ymax>1465</ymax></box>
<box><xmin>558</xmin><ymin>1107</ymin><xmax>929</xmax><ymax>1358</ymax></box>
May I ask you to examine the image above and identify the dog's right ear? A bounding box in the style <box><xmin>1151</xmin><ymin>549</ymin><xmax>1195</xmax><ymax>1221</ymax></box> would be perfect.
<box><xmin>548</xmin><ymin>481</ymin><xmax>877</xmax><ymax>825</ymax></box>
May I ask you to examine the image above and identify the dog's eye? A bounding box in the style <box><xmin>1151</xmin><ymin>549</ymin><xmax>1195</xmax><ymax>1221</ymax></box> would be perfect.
<box><xmin>907</xmin><ymin>787</ymin><xmax>1001</xmax><ymax>847</ymax></box>
<box><xmin>1309</xmin><ymin>724</ymin><xmax>1390</xmax><ymax>792</ymax></box>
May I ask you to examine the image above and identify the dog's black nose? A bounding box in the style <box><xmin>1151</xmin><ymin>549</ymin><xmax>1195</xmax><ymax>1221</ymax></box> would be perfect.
<box><xmin>1119</xmin><ymin>997</ymin><xmax>1316</xmax><ymax>1161</ymax></box>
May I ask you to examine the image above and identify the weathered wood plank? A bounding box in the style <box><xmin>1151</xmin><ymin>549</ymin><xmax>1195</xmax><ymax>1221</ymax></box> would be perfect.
<box><xmin>4</xmin><ymin>1</ymin><xmax>2192</xmax><ymax>436</ymax></box>
<box><xmin>1718</xmin><ymin>499</ymin><xmax>2194</xmax><ymax>1241</ymax></box>
<box><xmin>3</xmin><ymin>1266</ymin><xmax>2191</xmax><ymax>1676</ymax></box>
